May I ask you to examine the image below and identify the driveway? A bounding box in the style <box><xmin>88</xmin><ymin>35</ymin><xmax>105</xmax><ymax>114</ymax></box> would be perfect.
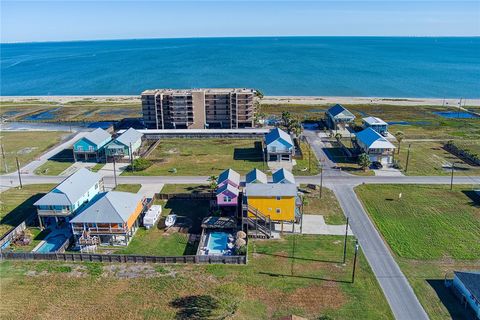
<box><xmin>298</xmin><ymin>215</ymin><xmax>352</xmax><ymax>236</ymax></box>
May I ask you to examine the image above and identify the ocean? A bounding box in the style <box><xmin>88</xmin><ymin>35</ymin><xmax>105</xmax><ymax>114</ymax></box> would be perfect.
<box><xmin>1</xmin><ymin>37</ymin><xmax>479</xmax><ymax>97</ymax></box>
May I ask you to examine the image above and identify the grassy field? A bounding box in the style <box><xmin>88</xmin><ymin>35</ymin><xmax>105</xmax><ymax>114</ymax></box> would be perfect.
<box><xmin>299</xmin><ymin>185</ymin><xmax>346</xmax><ymax>225</ymax></box>
<box><xmin>0</xmin><ymin>131</ymin><xmax>69</xmax><ymax>174</ymax></box>
<box><xmin>323</xmin><ymin>142</ymin><xmax>375</xmax><ymax>176</ymax></box>
<box><xmin>114</xmin><ymin>184</ymin><xmax>142</xmax><ymax>193</ymax></box>
<box><xmin>123</xmin><ymin>138</ymin><xmax>266</xmax><ymax>176</ymax></box>
<box><xmin>34</xmin><ymin>160</ymin><xmax>74</xmax><ymax>175</ymax></box>
<box><xmin>0</xmin><ymin>184</ymin><xmax>55</xmax><ymax>237</ymax></box>
<box><xmin>1</xmin><ymin>99</ymin><xmax>141</xmax><ymax>122</ymax></box>
<box><xmin>0</xmin><ymin>235</ymin><xmax>392</xmax><ymax>319</ymax></box>
<box><xmin>356</xmin><ymin>184</ymin><xmax>480</xmax><ymax>319</ymax></box>
<box><xmin>292</xmin><ymin>140</ymin><xmax>320</xmax><ymax>176</ymax></box>
<box><xmin>90</xmin><ymin>163</ymin><xmax>105</xmax><ymax>172</ymax></box>
<box><xmin>260</xmin><ymin>103</ymin><xmax>480</xmax><ymax>140</ymax></box>
<box><xmin>396</xmin><ymin>141</ymin><xmax>480</xmax><ymax>176</ymax></box>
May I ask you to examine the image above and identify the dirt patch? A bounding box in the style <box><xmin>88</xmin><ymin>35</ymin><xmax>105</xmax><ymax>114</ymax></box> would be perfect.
<box><xmin>102</xmin><ymin>264</ymin><xmax>175</xmax><ymax>279</ymax></box>
<box><xmin>17</xmin><ymin>147</ymin><xmax>38</xmax><ymax>154</ymax></box>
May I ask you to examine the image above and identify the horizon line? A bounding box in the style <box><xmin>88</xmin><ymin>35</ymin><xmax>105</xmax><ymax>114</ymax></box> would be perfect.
<box><xmin>3</xmin><ymin>34</ymin><xmax>480</xmax><ymax>45</ymax></box>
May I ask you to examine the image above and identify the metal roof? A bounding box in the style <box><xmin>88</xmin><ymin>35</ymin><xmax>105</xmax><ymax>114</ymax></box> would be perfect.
<box><xmin>34</xmin><ymin>168</ymin><xmax>102</xmax><ymax>206</ymax></box>
<box><xmin>70</xmin><ymin>191</ymin><xmax>143</xmax><ymax>224</ymax></box>
<box><xmin>114</xmin><ymin>128</ymin><xmax>143</xmax><ymax>147</ymax></box>
<box><xmin>265</xmin><ymin>128</ymin><xmax>293</xmax><ymax>147</ymax></box>
<box><xmin>216</xmin><ymin>183</ymin><xmax>239</xmax><ymax>196</ymax></box>
<box><xmin>245</xmin><ymin>183</ymin><xmax>297</xmax><ymax>197</ymax></box>
<box><xmin>246</xmin><ymin>168</ymin><xmax>268</xmax><ymax>184</ymax></box>
<box><xmin>217</xmin><ymin>168</ymin><xmax>240</xmax><ymax>186</ymax></box>
<box><xmin>326</xmin><ymin>104</ymin><xmax>355</xmax><ymax>119</ymax></box>
<box><xmin>363</xmin><ymin>116</ymin><xmax>388</xmax><ymax>126</ymax></box>
<box><xmin>272</xmin><ymin>168</ymin><xmax>296</xmax><ymax>184</ymax></box>
<box><xmin>81</xmin><ymin>128</ymin><xmax>111</xmax><ymax>147</ymax></box>
<box><xmin>454</xmin><ymin>271</ymin><xmax>480</xmax><ymax>301</ymax></box>
<box><xmin>356</xmin><ymin>128</ymin><xmax>396</xmax><ymax>149</ymax></box>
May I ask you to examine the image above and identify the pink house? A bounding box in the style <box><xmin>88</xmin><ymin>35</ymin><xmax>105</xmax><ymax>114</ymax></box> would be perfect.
<box><xmin>216</xmin><ymin>183</ymin><xmax>239</xmax><ymax>207</ymax></box>
<box><xmin>217</xmin><ymin>169</ymin><xmax>240</xmax><ymax>188</ymax></box>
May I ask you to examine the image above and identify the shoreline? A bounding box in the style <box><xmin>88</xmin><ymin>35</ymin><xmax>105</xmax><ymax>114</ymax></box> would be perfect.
<box><xmin>1</xmin><ymin>95</ymin><xmax>479</xmax><ymax>107</ymax></box>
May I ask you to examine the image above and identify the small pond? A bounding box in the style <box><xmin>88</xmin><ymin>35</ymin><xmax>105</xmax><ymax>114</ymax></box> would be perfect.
<box><xmin>434</xmin><ymin>111</ymin><xmax>479</xmax><ymax>119</ymax></box>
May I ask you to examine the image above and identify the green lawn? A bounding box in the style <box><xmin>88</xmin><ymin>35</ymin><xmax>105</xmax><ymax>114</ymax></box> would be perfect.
<box><xmin>299</xmin><ymin>185</ymin><xmax>346</xmax><ymax>224</ymax></box>
<box><xmin>9</xmin><ymin>227</ymin><xmax>51</xmax><ymax>253</ymax></box>
<box><xmin>90</xmin><ymin>163</ymin><xmax>105</xmax><ymax>172</ymax></box>
<box><xmin>34</xmin><ymin>160</ymin><xmax>74</xmax><ymax>175</ymax></box>
<box><xmin>323</xmin><ymin>143</ymin><xmax>375</xmax><ymax>176</ymax></box>
<box><xmin>0</xmin><ymin>131</ymin><xmax>69</xmax><ymax>174</ymax></box>
<box><xmin>0</xmin><ymin>235</ymin><xmax>392</xmax><ymax>319</ymax></box>
<box><xmin>396</xmin><ymin>141</ymin><xmax>480</xmax><ymax>176</ymax></box>
<box><xmin>0</xmin><ymin>184</ymin><xmax>55</xmax><ymax>237</ymax></box>
<box><xmin>113</xmin><ymin>184</ymin><xmax>142</xmax><ymax>193</ymax></box>
<box><xmin>122</xmin><ymin>138</ymin><xmax>266</xmax><ymax>176</ymax></box>
<box><xmin>356</xmin><ymin>184</ymin><xmax>480</xmax><ymax>319</ymax></box>
<box><xmin>292</xmin><ymin>140</ymin><xmax>320</xmax><ymax>176</ymax></box>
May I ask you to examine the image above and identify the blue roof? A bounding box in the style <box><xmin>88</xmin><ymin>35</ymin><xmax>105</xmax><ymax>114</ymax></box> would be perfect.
<box><xmin>326</xmin><ymin>104</ymin><xmax>355</xmax><ymax>118</ymax></box>
<box><xmin>246</xmin><ymin>169</ymin><xmax>267</xmax><ymax>184</ymax></box>
<box><xmin>217</xmin><ymin>169</ymin><xmax>240</xmax><ymax>186</ymax></box>
<box><xmin>216</xmin><ymin>183</ymin><xmax>239</xmax><ymax>197</ymax></box>
<box><xmin>355</xmin><ymin>128</ymin><xmax>396</xmax><ymax>149</ymax></box>
<box><xmin>272</xmin><ymin>168</ymin><xmax>295</xmax><ymax>184</ymax></box>
<box><xmin>265</xmin><ymin>128</ymin><xmax>293</xmax><ymax>147</ymax></box>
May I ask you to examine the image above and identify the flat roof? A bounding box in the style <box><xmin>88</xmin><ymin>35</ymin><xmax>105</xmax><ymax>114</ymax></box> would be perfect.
<box><xmin>141</xmin><ymin>88</ymin><xmax>255</xmax><ymax>95</ymax></box>
<box><xmin>363</xmin><ymin>116</ymin><xmax>388</xmax><ymax>126</ymax></box>
<box><xmin>245</xmin><ymin>183</ymin><xmax>297</xmax><ymax>197</ymax></box>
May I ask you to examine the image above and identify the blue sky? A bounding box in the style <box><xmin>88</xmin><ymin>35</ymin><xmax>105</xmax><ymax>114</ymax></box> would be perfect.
<box><xmin>1</xmin><ymin>1</ymin><xmax>479</xmax><ymax>42</ymax></box>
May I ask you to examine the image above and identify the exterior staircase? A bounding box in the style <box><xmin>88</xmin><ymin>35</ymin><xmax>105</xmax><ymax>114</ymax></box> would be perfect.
<box><xmin>244</xmin><ymin>204</ymin><xmax>272</xmax><ymax>239</ymax></box>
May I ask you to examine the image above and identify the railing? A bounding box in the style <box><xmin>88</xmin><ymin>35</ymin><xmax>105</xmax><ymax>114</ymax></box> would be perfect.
<box><xmin>245</xmin><ymin>205</ymin><xmax>272</xmax><ymax>238</ymax></box>
<box><xmin>0</xmin><ymin>252</ymin><xmax>247</xmax><ymax>264</ymax></box>
<box><xmin>37</xmin><ymin>209</ymin><xmax>71</xmax><ymax>216</ymax></box>
<box><xmin>72</xmin><ymin>227</ymin><xmax>128</xmax><ymax>234</ymax></box>
<box><xmin>155</xmin><ymin>193</ymin><xmax>215</xmax><ymax>200</ymax></box>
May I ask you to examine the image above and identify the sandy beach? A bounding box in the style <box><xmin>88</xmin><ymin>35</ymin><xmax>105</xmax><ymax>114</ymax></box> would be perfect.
<box><xmin>1</xmin><ymin>95</ymin><xmax>479</xmax><ymax>107</ymax></box>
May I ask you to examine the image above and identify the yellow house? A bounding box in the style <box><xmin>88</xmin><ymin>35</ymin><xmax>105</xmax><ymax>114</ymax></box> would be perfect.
<box><xmin>245</xmin><ymin>183</ymin><xmax>298</xmax><ymax>221</ymax></box>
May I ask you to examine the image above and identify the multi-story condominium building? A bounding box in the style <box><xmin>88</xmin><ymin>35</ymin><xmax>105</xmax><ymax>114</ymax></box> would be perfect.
<box><xmin>141</xmin><ymin>88</ymin><xmax>256</xmax><ymax>129</ymax></box>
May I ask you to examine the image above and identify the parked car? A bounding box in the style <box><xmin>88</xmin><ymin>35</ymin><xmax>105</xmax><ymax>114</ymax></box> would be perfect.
<box><xmin>371</xmin><ymin>161</ymin><xmax>383</xmax><ymax>169</ymax></box>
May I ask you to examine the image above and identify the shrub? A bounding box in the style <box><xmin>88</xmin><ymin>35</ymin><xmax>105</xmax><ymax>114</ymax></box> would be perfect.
<box><xmin>127</xmin><ymin>158</ymin><xmax>152</xmax><ymax>171</ymax></box>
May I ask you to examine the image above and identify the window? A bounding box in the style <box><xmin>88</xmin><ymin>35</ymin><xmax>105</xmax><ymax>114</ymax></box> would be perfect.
<box><xmin>276</xmin><ymin>196</ymin><xmax>281</xmax><ymax>200</ymax></box>
<box><xmin>223</xmin><ymin>196</ymin><xmax>231</xmax><ymax>202</ymax></box>
<box><xmin>77</xmin><ymin>146</ymin><xmax>83</xmax><ymax>151</ymax></box>
<box><xmin>88</xmin><ymin>146</ymin><xmax>94</xmax><ymax>151</ymax></box>
<box><xmin>276</xmin><ymin>208</ymin><xmax>281</xmax><ymax>214</ymax></box>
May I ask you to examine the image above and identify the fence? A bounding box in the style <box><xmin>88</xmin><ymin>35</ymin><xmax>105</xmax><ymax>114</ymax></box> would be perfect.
<box><xmin>0</xmin><ymin>251</ymin><xmax>247</xmax><ymax>264</ymax></box>
<box><xmin>155</xmin><ymin>193</ymin><xmax>215</xmax><ymax>200</ymax></box>
<box><xmin>0</xmin><ymin>222</ymin><xmax>27</xmax><ymax>249</ymax></box>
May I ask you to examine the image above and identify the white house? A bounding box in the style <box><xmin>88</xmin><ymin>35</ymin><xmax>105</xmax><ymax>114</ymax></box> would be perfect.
<box><xmin>355</xmin><ymin>128</ymin><xmax>396</xmax><ymax>165</ymax></box>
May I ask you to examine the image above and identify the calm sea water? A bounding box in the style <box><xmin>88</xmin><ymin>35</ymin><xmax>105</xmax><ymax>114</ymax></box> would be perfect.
<box><xmin>1</xmin><ymin>37</ymin><xmax>479</xmax><ymax>97</ymax></box>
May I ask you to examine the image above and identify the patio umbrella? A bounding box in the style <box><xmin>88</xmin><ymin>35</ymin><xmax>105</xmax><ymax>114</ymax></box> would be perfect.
<box><xmin>236</xmin><ymin>231</ymin><xmax>247</xmax><ymax>239</ymax></box>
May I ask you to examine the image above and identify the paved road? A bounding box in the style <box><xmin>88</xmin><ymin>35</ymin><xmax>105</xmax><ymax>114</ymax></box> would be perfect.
<box><xmin>332</xmin><ymin>184</ymin><xmax>429</xmax><ymax>320</ymax></box>
<box><xmin>2</xmin><ymin>128</ymin><xmax>480</xmax><ymax>320</ymax></box>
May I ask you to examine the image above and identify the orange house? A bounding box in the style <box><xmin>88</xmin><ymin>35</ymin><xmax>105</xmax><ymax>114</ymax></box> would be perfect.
<box><xmin>70</xmin><ymin>191</ymin><xmax>145</xmax><ymax>246</ymax></box>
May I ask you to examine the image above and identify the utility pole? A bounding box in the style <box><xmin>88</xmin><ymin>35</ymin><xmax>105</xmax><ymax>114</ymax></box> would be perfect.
<box><xmin>112</xmin><ymin>156</ymin><xmax>118</xmax><ymax>188</ymax></box>
<box><xmin>308</xmin><ymin>142</ymin><xmax>311</xmax><ymax>173</ymax></box>
<box><xmin>450</xmin><ymin>162</ymin><xmax>455</xmax><ymax>190</ymax></box>
<box><xmin>343</xmin><ymin>217</ymin><xmax>349</xmax><ymax>264</ymax></box>
<box><xmin>300</xmin><ymin>197</ymin><xmax>304</xmax><ymax>234</ymax></box>
<box><xmin>1</xmin><ymin>145</ymin><xmax>7</xmax><ymax>173</ymax></box>
<box><xmin>291</xmin><ymin>221</ymin><xmax>296</xmax><ymax>276</ymax></box>
<box><xmin>405</xmin><ymin>143</ymin><xmax>411</xmax><ymax>173</ymax></box>
<box><xmin>319</xmin><ymin>163</ymin><xmax>323</xmax><ymax>199</ymax></box>
<box><xmin>352</xmin><ymin>240</ymin><xmax>359</xmax><ymax>283</ymax></box>
<box><xmin>15</xmin><ymin>157</ymin><xmax>22</xmax><ymax>189</ymax></box>
<box><xmin>129</xmin><ymin>142</ymin><xmax>134</xmax><ymax>172</ymax></box>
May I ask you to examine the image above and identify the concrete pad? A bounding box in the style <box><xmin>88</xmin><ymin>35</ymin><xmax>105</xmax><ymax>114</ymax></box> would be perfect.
<box><xmin>267</xmin><ymin>161</ymin><xmax>294</xmax><ymax>171</ymax></box>
<box><xmin>97</xmin><ymin>162</ymin><xmax>128</xmax><ymax>177</ymax></box>
<box><xmin>273</xmin><ymin>215</ymin><xmax>353</xmax><ymax>236</ymax></box>
<box><xmin>138</xmin><ymin>184</ymin><xmax>164</xmax><ymax>198</ymax></box>
<box><xmin>373</xmin><ymin>167</ymin><xmax>404</xmax><ymax>177</ymax></box>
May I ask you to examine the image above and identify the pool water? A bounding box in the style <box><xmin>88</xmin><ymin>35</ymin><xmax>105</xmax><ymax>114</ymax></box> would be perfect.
<box><xmin>36</xmin><ymin>235</ymin><xmax>67</xmax><ymax>253</ymax></box>
<box><xmin>434</xmin><ymin>111</ymin><xmax>479</xmax><ymax>119</ymax></box>
<box><xmin>206</xmin><ymin>232</ymin><xmax>229</xmax><ymax>255</ymax></box>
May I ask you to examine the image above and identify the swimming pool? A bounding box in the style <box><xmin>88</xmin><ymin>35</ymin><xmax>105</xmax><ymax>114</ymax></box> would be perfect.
<box><xmin>35</xmin><ymin>235</ymin><xmax>67</xmax><ymax>253</ymax></box>
<box><xmin>206</xmin><ymin>232</ymin><xmax>229</xmax><ymax>255</ymax></box>
<box><xmin>434</xmin><ymin>111</ymin><xmax>480</xmax><ymax>119</ymax></box>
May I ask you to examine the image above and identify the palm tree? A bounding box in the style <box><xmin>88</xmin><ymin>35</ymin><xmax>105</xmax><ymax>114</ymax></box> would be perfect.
<box><xmin>395</xmin><ymin>131</ymin><xmax>405</xmax><ymax>154</ymax></box>
<box><xmin>207</xmin><ymin>175</ymin><xmax>218</xmax><ymax>196</ymax></box>
<box><xmin>254</xmin><ymin>89</ymin><xmax>264</xmax><ymax>99</ymax></box>
<box><xmin>281</xmin><ymin>111</ymin><xmax>292</xmax><ymax>128</ymax></box>
<box><xmin>358</xmin><ymin>153</ymin><xmax>371</xmax><ymax>171</ymax></box>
